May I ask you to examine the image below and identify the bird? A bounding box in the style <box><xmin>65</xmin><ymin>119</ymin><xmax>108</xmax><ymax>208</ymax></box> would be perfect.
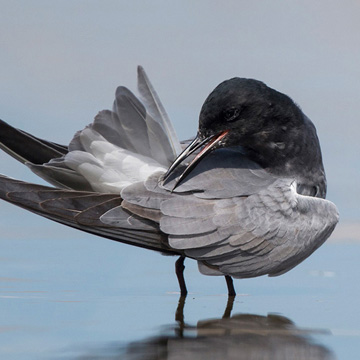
<box><xmin>0</xmin><ymin>66</ymin><xmax>339</xmax><ymax>297</ymax></box>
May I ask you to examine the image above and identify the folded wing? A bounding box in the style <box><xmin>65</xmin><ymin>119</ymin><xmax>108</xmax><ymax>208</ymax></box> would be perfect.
<box><xmin>121</xmin><ymin>149</ymin><xmax>339</xmax><ymax>278</ymax></box>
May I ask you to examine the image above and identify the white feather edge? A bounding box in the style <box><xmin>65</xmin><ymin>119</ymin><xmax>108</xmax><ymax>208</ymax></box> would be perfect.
<box><xmin>63</xmin><ymin>128</ymin><xmax>166</xmax><ymax>193</ymax></box>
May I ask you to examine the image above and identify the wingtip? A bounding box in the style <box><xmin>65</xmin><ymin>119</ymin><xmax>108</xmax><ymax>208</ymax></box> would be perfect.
<box><xmin>115</xmin><ymin>85</ymin><xmax>132</xmax><ymax>97</ymax></box>
<box><xmin>137</xmin><ymin>65</ymin><xmax>148</xmax><ymax>85</ymax></box>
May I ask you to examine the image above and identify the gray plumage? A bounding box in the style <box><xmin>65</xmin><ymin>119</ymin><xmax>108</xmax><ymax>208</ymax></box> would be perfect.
<box><xmin>0</xmin><ymin>67</ymin><xmax>339</xmax><ymax>293</ymax></box>
<box><xmin>121</xmin><ymin>151</ymin><xmax>338</xmax><ymax>278</ymax></box>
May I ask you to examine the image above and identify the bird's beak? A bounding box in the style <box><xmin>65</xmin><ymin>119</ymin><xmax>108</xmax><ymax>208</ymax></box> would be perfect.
<box><xmin>162</xmin><ymin>129</ymin><xmax>229</xmax><ymax>190</ymax></box>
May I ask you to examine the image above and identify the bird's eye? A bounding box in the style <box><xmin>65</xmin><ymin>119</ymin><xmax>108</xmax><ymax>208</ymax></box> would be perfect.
<box><xmin>223</xmin><ymin>108</ymin><xmax>240</xmax><ymax>122</ymax></box>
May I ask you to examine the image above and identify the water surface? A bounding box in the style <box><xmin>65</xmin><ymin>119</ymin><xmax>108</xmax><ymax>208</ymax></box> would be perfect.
<box><xmin>0</xmin><ymin>216</ymin><xmax>358</xmax><ymax>359</ymax></box>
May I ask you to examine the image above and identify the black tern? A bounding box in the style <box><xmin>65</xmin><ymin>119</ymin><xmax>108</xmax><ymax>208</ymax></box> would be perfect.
<box><xmin>0</xmin><ymin>67</ymin><xmax>339</xmax><ymax>296</ymax></box>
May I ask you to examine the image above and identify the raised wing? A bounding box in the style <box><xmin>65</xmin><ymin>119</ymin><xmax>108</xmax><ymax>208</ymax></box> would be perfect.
<box><xmin>137</xmin><ymin>66</ymin><xmax>182</xmax><ymax>159</ymax></box>
<box><xmin>0</xmin><ymin>67</ymin><xmax>186</xmax><ymax>257</ymax></box>
<box><xmin>0</xmin><ymin>68</ymin><xmax>180</xmax><ymax>194</ymax></box>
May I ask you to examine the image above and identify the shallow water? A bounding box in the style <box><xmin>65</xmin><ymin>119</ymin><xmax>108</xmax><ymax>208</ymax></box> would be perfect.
<box><xmin>0</xmin><ymin>212</ymin><xmax>359</xmax><ymax>359</ymax></box>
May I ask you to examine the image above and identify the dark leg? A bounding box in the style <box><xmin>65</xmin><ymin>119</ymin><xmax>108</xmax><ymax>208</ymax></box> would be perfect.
<box><xmin>175</xmin><ymin>256</ymin><xmax>188</xmax><ymax>296</ymax></box>
<box><xmin>225</xmin><ymin>275</ymin><xmax>236</xmax><ymax>297</ymax></box>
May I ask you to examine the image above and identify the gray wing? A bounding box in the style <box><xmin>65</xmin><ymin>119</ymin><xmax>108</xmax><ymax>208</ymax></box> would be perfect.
<box><xmin>2</xmin><ymin>68</ymin><xmax>179</xmax><ymax>192</ymax></box>
<box><xmin>121</xmin><ymin>150</ymin><xmax>339</xmax><ymax>278</ymax></box>
<box><xmin>0</xmin><ymin>67</ymin><xmax>185</xmax><ymax>254</ymax></box>
<box><xmin>137</xmin><ymin>66</ymin><xmax>182</xmax><ymax>159</ymax></box>
<box><xmin>165</xmin><ymin>179</ymin><xmax>338</xmax><ymax>278</ymax></box>
<box><xmin>160</xmin><ymin>147</ymin><xmax>277</xmax><ymax>198</ymax></box>
<box><xmin>0</xmin><ymin>175</ymin><xmax>176</xmax><ymax>255</ymax></box>
<box><xmin>65</xmin><ymin>66</ymin><xmax>181</xmax><ymax>168</ymax></box>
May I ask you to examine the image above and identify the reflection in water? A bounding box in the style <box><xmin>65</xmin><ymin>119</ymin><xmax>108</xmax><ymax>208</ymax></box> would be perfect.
<box><xmin>76</xmin><ymin>297</ymin><xmax>336</xmax><ymax>360</ymax></box>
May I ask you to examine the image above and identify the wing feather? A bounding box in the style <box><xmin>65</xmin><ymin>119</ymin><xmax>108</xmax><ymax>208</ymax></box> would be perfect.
<box><xmin>0</xmin><ymin>175</ymin><xmax>177</xmax><ymax>255</ymax></box>
<box><xmin>161</xmin><ymin>148</ymin><xmax>277</xmax><ymax>198</ymax></box>
<box><xmin>137</xmin><ymin>66</ymin><xmax>182</xmax><ymax>158</ymax></box>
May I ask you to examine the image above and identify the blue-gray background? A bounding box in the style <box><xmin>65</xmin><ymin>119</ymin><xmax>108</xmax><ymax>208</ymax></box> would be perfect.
<box><xmin>0</xmin><ymin>1</ymin><xmax>359</xmax><ymax>359</ymax></box>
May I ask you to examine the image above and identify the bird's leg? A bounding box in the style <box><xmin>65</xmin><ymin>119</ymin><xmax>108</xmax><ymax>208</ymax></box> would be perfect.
<box><xmin>175</xmin><ymin>256</ymin><xmax>188</xmax><ymax>296</ymax></box>
<box><xmin>225</xmin><ymin>275</ymin><xmax>236</xmax><ymax>297</ymax></box>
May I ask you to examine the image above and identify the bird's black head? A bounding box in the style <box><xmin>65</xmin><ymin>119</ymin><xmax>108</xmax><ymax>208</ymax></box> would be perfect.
<box><xmin>163</xmin><ymin>77</ymin><xmax>326</xmax><ymax>197</ymax></box>
<box><xmin>198</xmin><ymin>77</ymin><xmax>304</xmax><ymax>153</ymax></box>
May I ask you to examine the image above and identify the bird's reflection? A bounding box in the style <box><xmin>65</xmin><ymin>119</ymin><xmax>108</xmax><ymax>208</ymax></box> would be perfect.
<box><xmin>77</xmin><ymin>296</ymin><xmax>336</xmax><ymax>360</ymax></box>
